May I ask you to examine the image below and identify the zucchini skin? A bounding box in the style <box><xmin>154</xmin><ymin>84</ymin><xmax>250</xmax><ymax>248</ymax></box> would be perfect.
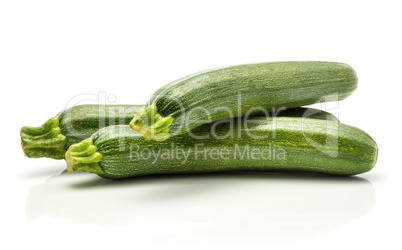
<box><xmin>130</xmin><ymin>61</ymin><xmax>357</xmax><ymax>141</ymax></box>
<box><xmin>66</xmin><ymin>117</ymin><xmax>377</xmax><ymax>179</ymax></box>
<box><xmin>274</xmin><ymin>107</ymin><xmax>339</xmax><ymax>122</ymax></box>
<box><xmin>20</xmin><ymin>105</ymin><xmax>141</xmax><ymax>159</ymax></box>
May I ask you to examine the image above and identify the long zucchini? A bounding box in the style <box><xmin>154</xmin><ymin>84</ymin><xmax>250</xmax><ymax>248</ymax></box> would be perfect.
<box><xmin>66</xmin><ymin>117</ymin><xmax>377</xmax><ymax>179</ymax></box>
<box><xmin>20</xmin><ymin>105</ymin><xmax>141</xmax><ymax>159</ymax></box>
<box><xmin>20</xmin><ymin>105</ymin><xmax>337</xmax><ymax>159</ymax></box>
<box><xmin>130</xmin><ymin>61</ymin><xmax>357</xmax><ymax>141</ymax></box>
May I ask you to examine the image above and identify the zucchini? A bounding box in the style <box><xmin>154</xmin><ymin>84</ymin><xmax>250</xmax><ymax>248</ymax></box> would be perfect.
<box><xmin>20</xmin><ymin>106</ymin><xmax>336</xmax><ymax>159</ymax></box>
<box><xmin>130</xmin><ymin>61</ymin><xmax>357</xmax><ymax>141</ymax></box>
<box><xmin>66</xmin><ymin>117</ymin><xmax>377</xmax><ymax>179</ymax></box>
<box><xmin>20</xmin><ymin>104</ymin><xmax>141</xmax><ymax>159</ymax></box>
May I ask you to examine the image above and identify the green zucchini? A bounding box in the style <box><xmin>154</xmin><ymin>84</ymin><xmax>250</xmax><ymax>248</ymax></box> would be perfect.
<box><xmin>130</xmin><ymin>61</ymin><xmax>357</xmax><ymax>141</ymax></box>
<box><xmin>20</xmin><ymin>104</ymin><xmax>141</xmax><ymax>159</ymax></box>
<box><xmin>20</xmin><ymin>105</ymin><xmax>337</xmax><ymax>160</ymax></box>
<box><xmin>66</xmin><ymin>117</ymin><xmax>377</xmax><ymax>179</ymax></box>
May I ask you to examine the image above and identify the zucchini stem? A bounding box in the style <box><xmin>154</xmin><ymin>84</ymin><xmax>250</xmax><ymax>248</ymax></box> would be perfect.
<box><xmin>129</xmin><ymin>103</ymin><xmax>174</xmax><ymax>141</ymax></box>
<box><xmin>65</xmin><ymin>138</ymin><xmax>104</xmax><ymax>175</ymax></box>
<box><xmin>20</xmin><ymin>117</ymin><xmax>68</xmax><ymax>159</ymax></box>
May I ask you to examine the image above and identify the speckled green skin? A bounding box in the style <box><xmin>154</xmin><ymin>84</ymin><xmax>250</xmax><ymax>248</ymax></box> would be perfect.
<box><xmin>274</xmin><ymin>107</ymin><xmax>339</xmax><ymax>122</ymax></box>
<box><xmin>67</xmin><ymin>116</ymin><xmax>377</xmax><ymax>179</ymax></box>
<box><xmin>21</xmin><ymin>104</ymin><xmax>141</xmax><ymax>159</ymax></box>
<box><xmin>131</xmin><ymin>61</ymin><xmax>357</xmax><ymax>141</ymax></box>
<box><xmin>58</xmin><ymin>105</ymin><xmax>141</xmax><ymax>146</ymax></box>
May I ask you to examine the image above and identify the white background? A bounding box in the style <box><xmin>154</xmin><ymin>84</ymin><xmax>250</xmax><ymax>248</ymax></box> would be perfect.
<box><xmin>0</xmin><ymin>1</ymin><xmax>400</xmax><ymax>249</ymax></box>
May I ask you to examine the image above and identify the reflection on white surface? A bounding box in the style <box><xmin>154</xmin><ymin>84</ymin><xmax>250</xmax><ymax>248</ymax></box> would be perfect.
<box><xmin>26</xmin><ymin>170</ymin><xmax>375</xmax><ymax>246</ymax></box>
